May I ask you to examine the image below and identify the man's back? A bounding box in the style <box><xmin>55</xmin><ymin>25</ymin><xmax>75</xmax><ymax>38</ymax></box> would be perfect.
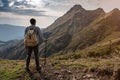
<box><xmin>25</xmin><ymin>25</ymin><xmax>43</xmax><ymax>46</ymax></box>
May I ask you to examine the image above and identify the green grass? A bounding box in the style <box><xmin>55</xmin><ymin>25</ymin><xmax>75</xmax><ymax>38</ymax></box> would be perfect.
<box><xmin>50</xmin><ymin>44</ymin><xmax>120</xmax><ymax>71</ymax></box>
<box><xmin>50</xmin><ymin>56</ymin><xmax>120</xmax><ymax>73</ymax></box>
<box><xmin>1</xmin><ymin>42</ymin><xmax>120</xmax><ymax>79</ymax></box>
<box><xmin>100</xmin><ymin>32</ymin><xmax>120</xmax><ymax>42</ymax></box>
<box><xmin>52</xmin><ymin>44</ymin><xmax>112</xmax><ymax>61</ymax></box>
<box><xmin>0</xmin><ymin>59</ymin><xmax>25</xmax><ymax>80</ymax></box>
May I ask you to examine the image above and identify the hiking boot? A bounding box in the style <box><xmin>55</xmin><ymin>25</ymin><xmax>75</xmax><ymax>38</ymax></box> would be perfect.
<box><xmin>36</xmin><ymin>66</ymin><xmax>41</xmax><ymax>72</ymax></box>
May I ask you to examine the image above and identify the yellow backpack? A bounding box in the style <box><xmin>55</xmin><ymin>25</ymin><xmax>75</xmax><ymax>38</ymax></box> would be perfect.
<box><xmin>24</xmin><ymin>27</ymin><xmax>38</xmax><ymax>47</ymax></box>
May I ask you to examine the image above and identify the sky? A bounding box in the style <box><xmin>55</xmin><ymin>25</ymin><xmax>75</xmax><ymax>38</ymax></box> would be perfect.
<box><xmin>0</xmin><ymin>0</ymin><xmax>120</xmax><ymax>28</ymax></box>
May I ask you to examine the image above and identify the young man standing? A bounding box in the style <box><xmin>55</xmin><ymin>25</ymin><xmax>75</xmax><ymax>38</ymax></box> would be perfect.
<box><xmin>24</xmin><ymin>18</ymin><xmax>43</xmax><ymax>71</ymax></box>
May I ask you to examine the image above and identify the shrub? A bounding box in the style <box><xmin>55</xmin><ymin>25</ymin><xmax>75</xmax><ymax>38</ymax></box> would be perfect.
<box><xmin>87</xmin><ymin>46</ymin><xmax>111</xmax><ymax>58</ymax></box>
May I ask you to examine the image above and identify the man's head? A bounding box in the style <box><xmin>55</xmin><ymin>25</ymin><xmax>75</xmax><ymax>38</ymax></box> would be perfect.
<box><xmin>30</xmin><ymin>18</ymin><xmax>36</xmax><ymax>25</ymax></box>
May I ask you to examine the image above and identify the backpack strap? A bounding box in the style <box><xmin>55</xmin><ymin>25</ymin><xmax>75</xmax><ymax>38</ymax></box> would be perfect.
<box><xmin>28</xmin><ymin>26</ymin><xmax>36</xmax><ymax>31</ymax></box>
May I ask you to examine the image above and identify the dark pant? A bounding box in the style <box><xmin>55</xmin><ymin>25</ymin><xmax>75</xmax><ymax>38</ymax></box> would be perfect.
<box><xmin>26</xmin><ymin>45</ymin><xmax>40</xmax><ymax>68</ymax></box>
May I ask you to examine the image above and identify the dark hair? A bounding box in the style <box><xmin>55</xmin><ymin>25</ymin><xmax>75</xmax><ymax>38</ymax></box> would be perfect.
<box><xmin>30</xmin><ymin>18</ymin><xmax>36</xmax><ymax>25</ymax></box>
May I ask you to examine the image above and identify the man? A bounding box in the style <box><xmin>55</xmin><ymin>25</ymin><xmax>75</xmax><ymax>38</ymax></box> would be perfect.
<box><xmin>24</xmin><ymin>18</ymin><xmax>43</xmax><ymax>71</ymax></box>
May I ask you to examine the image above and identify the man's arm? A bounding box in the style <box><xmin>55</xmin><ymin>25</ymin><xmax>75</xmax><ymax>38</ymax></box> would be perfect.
<box><xmin>37</xmin><ymin>27</ymin><xmax>44</xmax><ymax>45</ymax></box>
<box><xmin>24</xmin><ymin>27</ymin><xmax>28</xmax><ymax>36</ymax></box>
<box><xmin>24</xmin><ymin>27</ymin><xmax>28</xmax><ymax>48</ymax></box>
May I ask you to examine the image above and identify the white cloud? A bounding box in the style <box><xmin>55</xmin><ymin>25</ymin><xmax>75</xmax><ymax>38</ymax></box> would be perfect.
<box><xmin>0</xmin><ymin>12</ymin><xmax>56</xmax><ymax>28</ymax></box>
<box><xmin>9</xmin><ymin>1</ymin><xmax>14</xmax><ymax>7</ymax></box>
<box><xmin>0</xmin><ymin>0</ymin><xmax>120</xmax><ymax>28</ymax></box>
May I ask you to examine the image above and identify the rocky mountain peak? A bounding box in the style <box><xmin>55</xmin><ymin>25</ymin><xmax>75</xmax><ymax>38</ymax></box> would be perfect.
<box><xmin>107</xmin><ymin>8</ymin><xmax>120</xmax><ymax>17</ymax></box>
<box><xmin>67</xmin><ymin>4</ymin><xmax>85</xmax><ymax>13</ymax></box>
<box><xmin>95</xmin><ymin>8</ymin><xmax>105</xmax><ymax>14</ymax></box>
<box><xmin>111</xmin><ymin>8</ymin><xmax>120</xmax><ymax>13</ymax></box>
<box><xmin>72</xmin><ymin>4</ymin><xmax>84</xmax><ymax>10</ymax></box>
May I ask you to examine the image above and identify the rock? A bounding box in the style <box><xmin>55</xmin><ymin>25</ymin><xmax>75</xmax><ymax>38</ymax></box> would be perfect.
<box><xmin>114</xmin><ymin>68</ymin><xmax>120</xmax><ymax>80</ymax></box>
<box><xmin>83</xmin><ymin>74</ymin><xmax>94</xmax><ymax>79</ymax></box>
<box><xmin>67</xmin><ymin>70</ymin><xmax>72</xmax><ymax>74</ymax></box>
<box><xmin>85</xmin><ymin>74</ymin><xmax>93</xmax><ymax>78</ymax></box>
<box><xmin>89</xmin><ymin>78</ymin><xmax>95</xmax><ymax>80</ymax></box>
<box><xmin>72</xmin><ymin>76</ymin><xmax>76</xmax><ymax>80</ymax></box>
<box><xmin>54</xmin><ymin>71</ymin><xmax>59</xmax><ymax>75</ymax></box>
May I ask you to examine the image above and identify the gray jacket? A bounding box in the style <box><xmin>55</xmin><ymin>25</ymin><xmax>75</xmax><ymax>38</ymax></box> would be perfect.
<box><xmin>24</xmin><ymin>25</ymin><xmax>43</xmax><ymax>45</ymax></box>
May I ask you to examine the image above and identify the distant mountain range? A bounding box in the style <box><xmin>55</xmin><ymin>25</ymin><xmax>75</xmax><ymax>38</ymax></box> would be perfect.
<box><xmin>1</xmin><ymin>5</ymin><xmax>120</xmax><ymax>59</ymax></box>
<box><xmin>0</xmin><ymin>24</ymin><xmax>25</xmax><ymax>41</ymax></box>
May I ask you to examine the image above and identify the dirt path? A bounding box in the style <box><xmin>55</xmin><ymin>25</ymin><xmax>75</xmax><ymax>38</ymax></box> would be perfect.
<box><xmin>24</xmin><ymin>66</ymin><xmax>50</xmax><ymax>80</ymax></box>
<box><xmin>15</xmin><ymin>58</ymin><xmax>120</xmax><ymax>80</ymax></box>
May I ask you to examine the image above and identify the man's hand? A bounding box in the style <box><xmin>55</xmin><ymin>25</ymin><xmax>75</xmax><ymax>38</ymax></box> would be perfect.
<box><xmin>25</xmin><ymin>46</ymin><xmax>27</xmax><ymax>49</ymax></box>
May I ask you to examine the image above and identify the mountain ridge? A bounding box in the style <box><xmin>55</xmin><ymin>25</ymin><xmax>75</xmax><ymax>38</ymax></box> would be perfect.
<box><xmin>0</xmin><ymin>24</ymin><xmax>25</xmax><ymax>41</ymax></box>
<box><xmin>1</xmin><ymin>5</ymin><xmax>120</xmax><ymax>80</ymax></box>
<box><xmin>0</xmin><ymin>5</ymin><xmax>120</xmax><ymax>59</ymax></box>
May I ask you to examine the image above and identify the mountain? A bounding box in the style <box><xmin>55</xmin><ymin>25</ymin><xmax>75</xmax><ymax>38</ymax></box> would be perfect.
<box><xmin>0</xmin><ymin>5</ymin><xmax>120</xmax><ymax>59</ymax></box>
<box><xmin>0</xmin><ymin>40</ymin><xmax>22</xmax><ymax>58</ymax></box>
<box><xmin>0</xmin><ymin>24</ymin><xmax>25</xmax><ymax>41</ymax></box>
<box><xmin>42</xmin><ymin>5</ymin><xmax>105</xmax><ymax>55</ymax></box>
<box><xmin>1</xmin><ymin>5</ymin><xmax>120</xmax><ymax>80</ymax></box>
<box><xmin>44</xmin><ymin>5</ymin><xmax>105</xmax><ymax>37</ymax></box>
<box><xmin>65</xmin><ymin>8</ymin><xmax>120</xmax><ymax>52</ymax></box>
<box><xmin>0</xmin><ymin>41</ymin><xmax>6</xmax><ymax>45</ymax></box>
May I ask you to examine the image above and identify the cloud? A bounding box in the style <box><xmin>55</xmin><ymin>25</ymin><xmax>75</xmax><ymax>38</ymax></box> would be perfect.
<box><xmin>1</xmin><ymin>0</ymin><xmax>120</xmax><ymax>28</ymax></box>
<box><xmin>1</xmin><ymin>0</ymin><xmax>120</xmax><ymax>16</ymax></box>
<box><xmin>1</xmin><ymin>0</ymin><xmax>9</xmax><ymax>7</ymax></box>
<box><xmin>0</xmin><ymin>12</ymin><xmax>57</xmax><ymax>28</ymax></box>
<box><xmin>0</xmin><ymin>7</ymin><xmax>47</xmax><ymax>16</ymax></box>
<box><xmin>0</xmin><ymin>0</ymin><xmax>49</xmax><ymax>16</ymax></box>
<box><xmin>0</xmin><ymin>0</ymin><xmax>66</xmax><ymax>27</ymax></box>
<box><xmin>0</xmin><ymin>0</ymin><xmax>69</xmax><ymax>17</ymax></box>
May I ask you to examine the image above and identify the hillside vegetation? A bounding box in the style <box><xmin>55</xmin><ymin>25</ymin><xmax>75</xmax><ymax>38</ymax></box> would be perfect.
<box><xmin>1</xmin><ymin>50</ymin><xmax>120</xmax><ymax>80</ymax></box>
<box><xmin>1</xmin><ymin>4</ymin><xmax>120</xmax><ymax>80</ymax></box>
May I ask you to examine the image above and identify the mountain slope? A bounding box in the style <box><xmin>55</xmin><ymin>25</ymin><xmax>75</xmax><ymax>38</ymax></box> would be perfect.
<box><xmin>65</xmin><ymin>8</ymin><xmax>120</xmax><ymax>52</ymax></box>
<box><xmin>0</xmin><ymin>5</ymin><xmax>120</xmax><ymax>59</ymax></box>
<box><xmin>0</xmin><ymin>40</ymin><xmax>23</xmax><ymax>58</ymax></box>
<box><xmin>44</xmin><ymin>5</ymin><xmax>105</xmax><ymax>37</ymax></box>
<box><xmin>42</xmin><ymin>5</ymin><xmax>105</xmax><ymax>55</ymax></box>
<box><xmin>0</xmin><ymin>41</ymin><xmax>6</xmax><ymax>45</ymax></box>
<box><xmin>0</xmin><ymin>5</ymin><xmax>105</xmax><ymax>59</ymax></box>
